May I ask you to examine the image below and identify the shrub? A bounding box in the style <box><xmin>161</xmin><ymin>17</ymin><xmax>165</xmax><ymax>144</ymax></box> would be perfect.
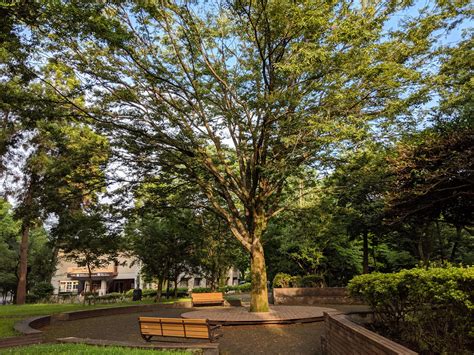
<box><xmin>272</xmin><ymin>273</ymin><xmax>292</xmax><ymax>288</ymax></box>
<box><xmin>289</xmin><ymin>275</ymin><xmax>302</xmax><ymax>288</ymax></box>
<box><xmin>301</xmin><ymin>275</ymin><xmax>325</xmax><ymax>288</ymax></box>
<box><xmin>94</xmin><ymin>292</ymin><xmax>126</xmax><ymax>303</ymax></box>
<box><xmin>237</xmin><ymin>282</ymin><xmax>251</xmax><ymax>292</ymax></box>
<box><xmin>142</xmin><ymin>289</ymin><xmax>157</xmax><ymax>298</ymax></box>
<box><xmin>191</xmin><ymin>287</ymin><xmax>211</xmax><ymax>293</ymax></box>
<box><xmin>25</xmin><ymin>293</ymin><xmax>40</xmax><ymax>304</ymax></box>
<box><xmin>31</xmin><ymin>282</ymin><xmax>55</xmax><ymax>300</ymax></box>
<box><xmin>348</xmin><ymin>266</ymin><xmax>474</xmax><ymax>354</ymax></box>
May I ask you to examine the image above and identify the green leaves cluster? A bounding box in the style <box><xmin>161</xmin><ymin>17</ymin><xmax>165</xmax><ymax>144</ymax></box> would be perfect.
<box><xmin>348</xmin><ymin>266</ymin><xmax>474</xmax><ymax>353</ymax></box>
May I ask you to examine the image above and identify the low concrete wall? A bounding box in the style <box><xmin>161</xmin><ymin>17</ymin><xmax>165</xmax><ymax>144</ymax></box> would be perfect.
<box><xmin>273</xmin><ymin>287</ymin><xmax>362</xmax><ymax>305</ymax></box>
<box><xmin>0</xmin><ymin>334</ymin><xmax>43</xmax><ymax>349</ymax></box>
<box><xmin>2</xmin><ymin>315</ymin><xmax>46</xmax><ymax>349</ymax></box>
<box><xmin>14</xmin><ymin>315</ymin><xmax>51</xmax><ymax>335</ymax></box>
<box><xmin>14</xmin><ymin>303</ymin><xmax>193</xmax><ymax>335</ymax></box>
<box><xmin>59</xmin><ymin>304</ymin><xmax>169</xmax><ymax>321</ymax></box>
<box><xmin>322</xmin><ymin>312</ymin><xmax>417</xmax><ymax>355</ymax></box>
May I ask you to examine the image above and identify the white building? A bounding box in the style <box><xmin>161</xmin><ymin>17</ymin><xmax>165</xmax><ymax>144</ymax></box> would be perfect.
<box><xmin>51</xmin><ymin>254</ymin><xmax>140</xmax><ymax>296</ymax></box>
<box><xmin>51</xmin><ymin>254</ymin><xmax>241</xmax><ymax>296</ymax></box>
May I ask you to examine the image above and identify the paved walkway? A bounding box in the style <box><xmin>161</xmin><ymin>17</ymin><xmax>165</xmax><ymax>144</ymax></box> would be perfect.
<box><xmin>181</xmin><ymin>305</ymin><xmax>337</xmax><ymax>325</ymax></box>
<box><xmin>42</xmin><ymin>304</ymin><xmax>369</xmax><ymax>354</ymax></box>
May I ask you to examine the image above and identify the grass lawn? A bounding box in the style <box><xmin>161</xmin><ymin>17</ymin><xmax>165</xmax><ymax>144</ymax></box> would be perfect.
<box><xmin>0</xmin><ymin>298</ymin><xmax>191</xmax><ymax>338</ymax></box>
<box><xmin>0</xmin><ymin>343</ymin><xmax>192</xmax><ymax>354</ymax></box>
<box><xmin>0</xmin><ymin>318</ymin><xmax>22</xmax><ymax>338</ymax></box>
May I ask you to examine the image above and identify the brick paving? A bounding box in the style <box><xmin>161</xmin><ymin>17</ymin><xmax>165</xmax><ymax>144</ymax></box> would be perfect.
<box><xmin>181</xmin><ymin>305</ymin><xmax>337</xmax><ymax>325</ymax></box>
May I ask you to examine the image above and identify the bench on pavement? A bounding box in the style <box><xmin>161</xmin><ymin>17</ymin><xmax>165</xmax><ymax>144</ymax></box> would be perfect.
<box><xmin>191</xmin><ymin>292</ymin><xmax>225</xmax><ymax>307</ymax></box>
<box><xmin>138</xmin><ymin>317</ymin><xmax>221</xmax><ymax>342</ymax></box>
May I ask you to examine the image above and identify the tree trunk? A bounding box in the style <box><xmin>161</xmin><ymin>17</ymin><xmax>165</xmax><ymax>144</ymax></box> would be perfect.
<box><xmin>451</xmin><ymin>225</ymin><xmax>462</xmax><ymax>260</ymax></box>
<box><xmin>15</xmin><ymin>222</ymin><xmax>30</xmax><ymax>305</ymax></box>
<box><xmin>436</xmin><ymin>220</ymin><xmax>445</xmax><ymax>260</ymax></box>
<box><xmin>86</xmin><ymin>262</ymin><xmax>93</xmax><ymax>306</ymax></box>
<box><xmin>173</xmin><ymin>274</ymin><xmax>179</xmax><ymax>299</ymax></box>
<box><xmin>362</xmin><ymin>231</ymin><xmax>369</xmax><ymax>274</ymax></box>
<box><xmin>165</xmin><ymin>278</ymin><xmax>170</xmax><ymax>299</ymax></box>
<box><xmin>155</xmin><ymin>276</ymin><xmax>164</xmax><ymax>303</ymax></box>
<box><xmin>249</xmin><ymin>241</ymin><xmax>269</xmax><ymax>312</ymax></box>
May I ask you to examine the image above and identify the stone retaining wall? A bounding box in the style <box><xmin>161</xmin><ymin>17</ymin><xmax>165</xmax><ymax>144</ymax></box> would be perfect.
<box><xmin>321</xmin><ymin>312</ymin><xmax>417</xmax><ymax>355</ymax></box>
<box><xmin>273</xmin><ymin>287</ymin><xmax>362</xmax><ymax>305</ymax></box>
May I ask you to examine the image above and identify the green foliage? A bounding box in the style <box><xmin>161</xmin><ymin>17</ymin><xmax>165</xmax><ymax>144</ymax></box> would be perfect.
<box><xmin>22</xmin><ymin>0</ymin><xmax>469</xmax><ymax>311</ymax></box>
<box><xmin>25</xmin><ymin>294</ymin><xmax>40</xmax><ymax>304</ymax></box>
<box><xmin>272</xmin><ymin>273</ymin><xmax>292</xmax><ymax>288</ymax></box>
<box><xmin>264</xmin><ymin>183</ymin><xmax>363</xmax><ymax>286</ymax></box>
<box><xmin>301</xmin><ymin>275</ymin><xmax>325</xmax><ymax>288</ymax></box>
<box><xmin>0</xmin><ymin>199</ymin><xmax>19</xmax><ymax>298</ymax></box>
<box><xmin>142</xmin><ymin>289</ymin><xmax>158</xmax><ymax>298</ymax></box>
<box><xmin>0</xmin><ymin>343</ymin><xmax>191</xmax><ymax>354</ymax></box>
<box><xmin>30</xmin><ymin>282</ymin><xmax>54</xmax><ymax>300</ymax></box>
<box><xmin>191</xmin><ymin>287</ymin><xmax>212</xmax><ymax>294</ymax></box>
<box><xmin>236</xmin><ymin>283</ymin><xmax>251</xmax><ymax>293</ymax></box>
<box><xmin>190</xmin><ymin>283</ymin><xmax>252</xmax><ymax>293</ymax></box>
<box><xmin>126</xmin><ymin>210</ymin><xmax>201</xmax><ymax>300</ymax></box>
<box><xmin>348</xmin><ymin>266</ymin><xmax>474</xmax><ymax>353</ymax></box>
<box><xmin>55</xmin><ymin>210</ymin><xmax>121</xmax><ymax>280</ymax></box>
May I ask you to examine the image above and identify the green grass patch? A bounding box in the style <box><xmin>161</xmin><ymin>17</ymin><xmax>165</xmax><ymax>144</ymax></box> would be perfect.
<box><xmin>0</xmin><ymin>317</ymin><xmax>21</xmax><ymax>338</ymax></box>
<box><xmin>0</xmin><ymin>343</ymin><xmax>191</xmax><ymax>354</ymax></box>
<box><xmin>0</xmin><ymin>298</ymin><xmax>191</xmax><ymax>318</ymax></box>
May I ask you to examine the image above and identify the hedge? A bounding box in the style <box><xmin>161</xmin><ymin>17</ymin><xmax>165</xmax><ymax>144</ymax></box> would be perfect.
<box><xmin>273</xmin><ymin>273</ymin><xmax>324</xmax><ymax>288</ymax></box>
<box><xmin>348</xmin><ymin>266</ymin><xmax>473</xmax><ymax>354</ymax></box>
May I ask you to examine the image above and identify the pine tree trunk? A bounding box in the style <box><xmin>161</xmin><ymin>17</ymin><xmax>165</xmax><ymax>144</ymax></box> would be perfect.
<box><xmin>15</xmin><ymin>222</ymin><xmax>30</xmax><ymax>305</ymax></box>
<box><xmin>249</xmin><ymin>240</ymin><xmax>269</xmax><ymax>312</ymax></box>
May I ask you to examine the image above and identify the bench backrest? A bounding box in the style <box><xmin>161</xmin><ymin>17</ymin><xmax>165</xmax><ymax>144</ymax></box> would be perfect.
<box><xmin>191</xmin><ymin>292</ymin><xmax>224</xmax><ymax>302</ymax></box>
<box><xmin>139</xmin><ymin>317</ymin><xmax>210</xmax><ymax>339</ymax></box>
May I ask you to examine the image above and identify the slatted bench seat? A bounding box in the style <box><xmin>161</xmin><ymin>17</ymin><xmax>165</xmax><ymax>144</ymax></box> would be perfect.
<box><xmin>138</xmin><ymin>317</ymin><xmax>221</xmax><ymax>342</ymax></box>
<box><xmin>191</xmin><ymin>292</ymin><xmax>225</xmax><ymax>306</ymax></box>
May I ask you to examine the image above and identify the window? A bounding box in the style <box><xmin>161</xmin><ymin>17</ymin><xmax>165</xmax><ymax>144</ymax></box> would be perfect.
<box><xmin>193</xmin><ymin>278</ymin><xmax>201</xmax><ymax>287</ymax></box>
<box><xmin>59</xmin><ymin>281</ymin><xmax>79</xmax><ymax>293</ymax></box>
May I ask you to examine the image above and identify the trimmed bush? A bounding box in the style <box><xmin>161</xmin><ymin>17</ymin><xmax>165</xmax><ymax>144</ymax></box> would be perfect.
<box><xmin>237</xmin><ymin>282</ymin><xmax>251</xmax><ymax>292</ymax></box>
<box><xmin>31</xmin><ymin>282</ymin><xmax>55</xmax><ymax>300</ymax></box>
<box><xmin>273</xmin><ymin>273</ymin><xmax>319</xmax><ymax>288</ymax></box>
<box><xmin>191</xmin><ymin>287</ymin><xmax>212</xmax><ymax>293</ymax></box>
<box><xmin>289</xmin><ymin>275</ymin><xmax>302</xmax><ymax>288</ymax></box>
<box><xmin>25</xmin><ymin>293</ymin><xmax>41</xmax><ymax>304</ymax></box>
<box><xmin>142</xmin><ymin>289</ymin><xmax>157</xmax><ymax>298</ymax></box>
<box><xmin>272</xmin><ymin>273</ymin><xmax>292</xmax><ymax>288</ymax></box>
<box><xmin>301</xmin><ymin>275</ymin><xmax>324</xmax><ymax>288</ymax></box>
<box><xmin>348</xmin><ymin>266</ymin><xmax>474</xmax><ymax>354</ymax></box>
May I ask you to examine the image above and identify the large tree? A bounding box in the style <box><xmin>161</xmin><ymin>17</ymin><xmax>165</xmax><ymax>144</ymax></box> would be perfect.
<box><xmin>22</xmin><ymin>0</ymin><xmax>470</xmax><ymax>311</ymax></box>
<box><xmin>1</xmin><ymin>55</ymin><xmax>110</xmax><ymax>304</ymax></box>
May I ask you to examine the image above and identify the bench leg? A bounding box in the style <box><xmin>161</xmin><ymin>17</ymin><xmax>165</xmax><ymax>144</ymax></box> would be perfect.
<box><xmin>141</xmin><ymin>335</ymin><xmax>152</xmax><ymax>342</ymax></box>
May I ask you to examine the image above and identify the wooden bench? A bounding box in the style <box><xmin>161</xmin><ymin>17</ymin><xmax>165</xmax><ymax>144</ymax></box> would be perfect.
<box><xmin>191</xmin><ymin>292</ymin><xmax>225</xmax><ymax>306</ymax></box>
<box><xmin>138</xmin><ymin>317</ymin><xmax>221</xmax><ymax>342</ymax></box>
